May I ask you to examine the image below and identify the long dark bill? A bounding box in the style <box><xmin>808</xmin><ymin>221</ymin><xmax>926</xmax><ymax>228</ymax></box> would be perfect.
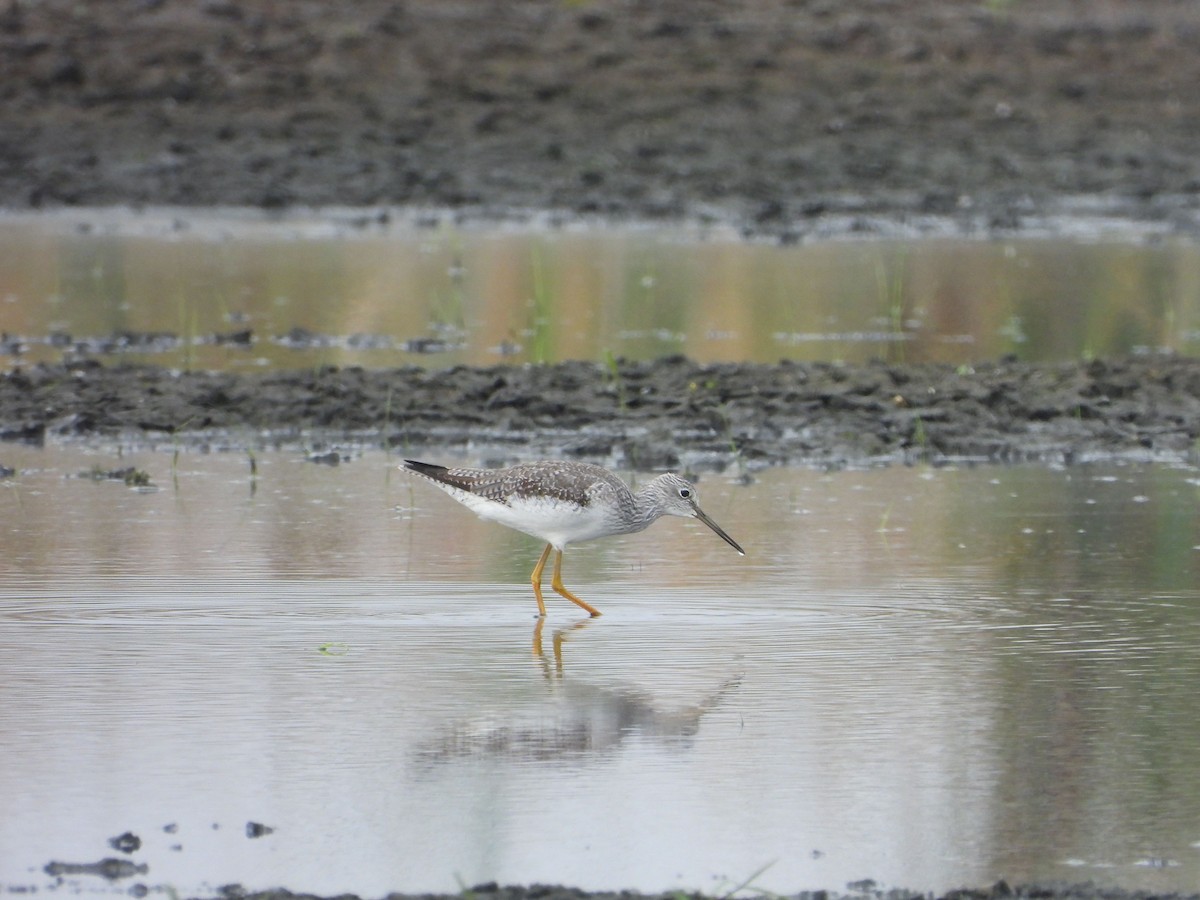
<box><xmin>693</xmin><ymin>506</ymin><xmax>745</xmax><ymax>556</ymax></box>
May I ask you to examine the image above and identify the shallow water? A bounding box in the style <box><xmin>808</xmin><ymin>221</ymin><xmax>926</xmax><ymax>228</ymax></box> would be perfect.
<box><xmin>2</xmin><ymin>446</ymin><xmax>1199</xmax><ymax>896</ymax></box>
<box><xmin>3</xmin><ymin>209</ymin><xmax>1200</xmax><ymax>370</ymax></box>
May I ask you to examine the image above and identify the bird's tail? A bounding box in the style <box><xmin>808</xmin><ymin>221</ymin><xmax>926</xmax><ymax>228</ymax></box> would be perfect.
<box><xmin>401</xmin><ymin>459</ymin><xmax>448</xmax><ymax>478</ymax></box>
<box><xmin>401</xmin><ymin>459</ymin><xmax>481</xmax><ymax>493</ymax></box>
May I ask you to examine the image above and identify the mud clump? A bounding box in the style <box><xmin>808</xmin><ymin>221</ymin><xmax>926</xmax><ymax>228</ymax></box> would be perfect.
<box><xmin>3</xmin><ymin>356</ymin><xmax>1199</xmax><ymax>468</ymax></box>
<box><xmin>205</xmin><ymin>883</ymin><xmax>1198</xmax><ymax>900</ymax></box>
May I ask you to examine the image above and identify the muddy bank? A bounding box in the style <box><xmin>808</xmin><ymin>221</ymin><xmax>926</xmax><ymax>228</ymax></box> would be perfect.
<box><xmin>19</xmin><ymin>877</ymin><xmax>1196</xmax><ymax>900</ymax></box>
<box><xmin>5</xmin><ymin>0</ymin><xmax>1200</xmax><ymax>464</ymax></box>
<box><xmin>3</xmin><ymin>356</ymin><xmax>1198</xmax><ymax>468</ymax></box>
<box><xmin>206</xmin><ymin>885</ymin><xmax>1198</xmax><ymax>900</ymax></box>
<box><xmin>3</xmin><ymin>1</ymin><xmax>1200</xmax><ymax>238</ymax></box>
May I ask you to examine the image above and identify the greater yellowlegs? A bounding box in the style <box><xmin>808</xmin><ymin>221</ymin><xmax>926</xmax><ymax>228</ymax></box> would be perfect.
<box><xmin>402</xmin><ymin>459</ymin><xmax>745</xmax><ymax>617</ymax></box>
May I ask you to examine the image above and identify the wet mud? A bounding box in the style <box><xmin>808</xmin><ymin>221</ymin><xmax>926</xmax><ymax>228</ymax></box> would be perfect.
<box><xmin>3</xmin><ymin>0</ymin><xmax>1200</xmax><ymax>470</ymax></box>
<box><xmin>4</xmin><ymin>1</ymin><xmax>1200</xmax><ymax>239</ymax></box>
<box><xmin>27</xmin><ymin>826</ymin><xmax>1200</xmax><ymax>900</ymax></box>
<box><xmin>24</xmin><ymin>875</ymin><xmax>1200</xmax><ymax>900</ymax></box>
<box><xmin>221</xmin><ymin>885</ymin><xmax>1197</xmax><ymax>900</ymax></box>
<box><xmin>5</xmin><ymin>4</ymin><xmax>1200</xmax><ymax>900</ymax></box>
<box><xmin>3</xmin><ymin>355</ymin><xmax>1199</xmax><ymax>468</ymax></box>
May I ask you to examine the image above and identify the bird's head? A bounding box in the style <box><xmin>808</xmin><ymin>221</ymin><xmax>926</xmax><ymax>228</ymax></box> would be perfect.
<box><xmin>649</xmin><ymin>473</ymin><xmax>745</xmax><ymax>555</ymax></box>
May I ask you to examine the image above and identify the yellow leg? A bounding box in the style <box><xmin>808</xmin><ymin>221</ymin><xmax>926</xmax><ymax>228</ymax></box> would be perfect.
<box><xmin>551</xmin><ymin>549</ymin><xmax>602</xmax><ymax>617</ymax></box>
<box><xmin>529</xmin><ymin>543</ymin><xmax>552</xmax><ymax>617</ymax></box>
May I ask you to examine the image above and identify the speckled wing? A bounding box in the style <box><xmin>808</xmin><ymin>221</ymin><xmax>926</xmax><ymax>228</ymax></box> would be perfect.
<box><xmin>481</xmin><ymin>461</ymin><xmax>619</xmax><ymax>508</ymax></box>
<box><xmin>403</xmin><ymin>459</ymin><xmax>621</xmax><ymax>510</ymax></box>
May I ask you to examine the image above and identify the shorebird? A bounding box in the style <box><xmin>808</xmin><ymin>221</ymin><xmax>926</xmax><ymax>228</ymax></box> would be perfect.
<box><xmin>401</xmin><ymin>459</ymin><xmax>745</xmax><ymax>617</ymax></box>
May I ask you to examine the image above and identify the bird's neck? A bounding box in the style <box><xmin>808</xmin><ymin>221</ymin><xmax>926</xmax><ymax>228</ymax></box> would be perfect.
<box><xmin>623</xmin><ymin>484</ymin><xmax>666</xmax><ymax>534</ymax></box>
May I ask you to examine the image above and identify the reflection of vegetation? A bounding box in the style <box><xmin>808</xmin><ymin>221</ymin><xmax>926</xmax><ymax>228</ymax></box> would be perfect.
<box><xmin>979</xmin><ymin>471</ymin><xmax>1200</xmax><ymax>854</ymax></box>
<box><xmin>527</xmin><ymin>244</ymin><xmax>552</xmax><ymax>364</ymax></box>
<box><xmin>717</xmin><ymin>401</ymin><xmax>744</xmax><ymax>470</ymax></box>
<box><xmin>176</xmin><ymin>289</ymin><xmax>197</xmax><ymax>372</ymax></box>
<box><xmin>984</xmin><ymin>0</ymin><xmax>1017</xmax><ymax>16</ymax></box>
<box><xmin>883</xmin><ymin>462</ymin><xmax>1200</xmax><ymax>857</ymax></box>
<box><xmin>382</xmin><ymin>384</ymin><xmax>395</xmax><ymax>459</ymax></box>
<box><xmin>602</xmin><ymin>348</ymin><xmax>627</xmax><ymax>411</ymax></box>
<box><xmin>874</xmin><ymin>249</ymin><xmax>909</xmax><ymax>364</ymax></box>
<box><xmin>429</xmin><ymin>232</ymin><xmax>466</xmax><ymax>336</ymax></box>
<box><xmin>999</xmin><ymin>314</ymin><xmax>1027</xmax><ymax>351</ymax></box>
<box><xmin>14</xmin><ymin>226</ymin><xmax>1200</xmax><ymax>372</ymax></box>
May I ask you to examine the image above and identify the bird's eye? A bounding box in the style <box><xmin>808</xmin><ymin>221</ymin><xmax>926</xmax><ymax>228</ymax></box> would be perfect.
<box><xmin>679</xmin><ymin>488</ymin><xmax>692</xmax><ymax>499</ymax></box>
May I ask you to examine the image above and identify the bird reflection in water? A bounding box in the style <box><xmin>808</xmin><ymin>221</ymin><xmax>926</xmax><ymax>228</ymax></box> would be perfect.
<box><xmin>532</xmin><ymin>615</ymin><xmax>591</xmax><ymax>677</ymax></box>
<box><xmin>410</xmin><ymin>620</ymin><xmax>742</xmax><ymax>768</ymax></box>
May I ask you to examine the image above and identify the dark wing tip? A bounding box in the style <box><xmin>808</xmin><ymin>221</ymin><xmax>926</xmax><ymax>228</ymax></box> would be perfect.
<box><xmin>401</xmin><ymin>459</ymin><xmax>486</xmax><ymax>495</ymax></box>
<box><xmin>402</xmin><ymin>459</ymin><xmax>445</xmax><ymax>476</ymax></box>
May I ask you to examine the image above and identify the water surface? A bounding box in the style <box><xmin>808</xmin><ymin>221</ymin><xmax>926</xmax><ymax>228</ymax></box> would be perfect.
<box><xmin>2</xmin><ymin>446</ymin><xmax>1198</xmax><ymax>896</ymax></box>
<box><xmin>3</xmin><ymin>209</ymin><xmax>1200</xmax><ymax>370</ymax></box>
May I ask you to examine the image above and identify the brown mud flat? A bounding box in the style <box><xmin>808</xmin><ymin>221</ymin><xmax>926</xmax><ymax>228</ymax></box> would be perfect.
<box><xmin>3</xmin><ymin>356</ymin><xmax>1199</xmax><ymax>468</ymax></box>
<box><xmin>15</xmin><ymin>879</ymin><xmax>1198</xmax><ymax>900</ymax></box>
<box><xmin>201</xmin><ymin>885</ymin><xmax>1200</xmax><ymax>900</ymax></box>
<box><xmin>3</xmin><ymin>1</ymin><xmax>1200</xmax><ymax>239</ymax></box>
